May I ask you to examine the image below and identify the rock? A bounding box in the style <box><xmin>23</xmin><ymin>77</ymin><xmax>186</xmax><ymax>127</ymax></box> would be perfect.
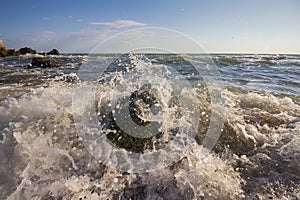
<box><xmin>129</xmin><ymin>84</ymin><xmax>159</xmax><ymax>126</ymax></box>
<box><xmin>30</xmin><ymin>57</ymin><xmax>59</xmax><ymax>68</ymax></box>
<box><xmin>1</xmin><ymin>40</ymin><xmax>62</xmax><ymax>57</ymax></box>
<box><xmin>19</xmin><ymin>47</ymin><xmax>37</xmax><ymax>55</ymax></box>
<box><xmin>0</xmin><ymin>48</ymin><xmax>8</xmax><ymax>57</ymax></box>
<box><xmin>47</xmin><ymin>49</ymin><xmax>60</xmax><ymax>55</ymax></box>
<box><xmin>0</xmin><ymin>40</ymin><xmax>60</xmax><ymax>57</ymax></box>
<box><xmin>244</xmin><ymin>112</ymin><xmax>286</xmax><ymax>128</ymax></box>
<box><xmin>0</xmin><ymin>39</ymin><xmax>4</xmax><ymax>48</ymax></box>
<box><xmin>8</xmin><ymin>49</ymin><xmax>20</xmax><ymax>56</ymax></box>
<box><xmin>213</xmin><ymin>120</ymin><xmax>256</xmax><ymax>155</ymax></box>
<box><xmin>0</xmin><ymin>40</ymin><xmax>10</xmax><ymax>57</ymax></box>
<box><xmin>0</xmin><ymin>47</ymin><xmax>20</xmax><ymax>57</ymax></box>
<box><xmin>0</xmin><ymin>40</ymin><xmax>25</xmax><ymax>57</ymax></box>
<box><xmin>97</xmin><ymin>84</ymin><xmax>173</xmax><ymax>153</ymax></box>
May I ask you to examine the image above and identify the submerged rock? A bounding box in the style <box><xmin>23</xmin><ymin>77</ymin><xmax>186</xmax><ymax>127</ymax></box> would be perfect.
<box><xmin>29</xmin><ymin>57</ymin><xmax>59</xmax><ymax>68</ymax></box>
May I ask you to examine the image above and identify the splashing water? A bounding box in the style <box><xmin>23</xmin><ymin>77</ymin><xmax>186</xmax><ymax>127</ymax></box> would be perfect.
<box><xmin>0</xmin><ymin>53</ymin><xmax>299</xmax><ymax>199</ymax></box>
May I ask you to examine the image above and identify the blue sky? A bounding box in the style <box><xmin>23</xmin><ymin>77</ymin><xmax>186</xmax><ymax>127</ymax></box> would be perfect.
<box><xmin>1</xmin><ymin>0</ymin><xmax>299</xmax><ymax>53</ymax></box>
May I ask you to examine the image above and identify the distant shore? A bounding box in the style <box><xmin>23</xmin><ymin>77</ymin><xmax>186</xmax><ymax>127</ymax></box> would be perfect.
<box><xmin>0</xmin><ymin>39</ymin><xmax>60</xmax><ymax>57</ymax></box>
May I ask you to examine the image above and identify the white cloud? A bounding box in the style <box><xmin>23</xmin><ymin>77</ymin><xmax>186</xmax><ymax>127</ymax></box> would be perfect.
<box><xmin>42</xmin><ymin>17</ymin><xmax>50</xmax><ymax>21</ymax></box>
<box><xmin>90</xmin><ymin>20</ymin><xmax>146</xmax><ymax>29</ymax></box>
<box><xmin>59</xmin><ymin>30</ymin><xmax>114</xmax><ymax>53</ymax></box>
<box><xmin>77</xmin><ymin>19</ymin><xmax>82</xmax><ymax>23</ymax></box>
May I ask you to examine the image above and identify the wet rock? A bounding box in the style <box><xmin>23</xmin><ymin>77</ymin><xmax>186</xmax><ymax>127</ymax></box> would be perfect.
<box><xmin>54</xmin><ymin>73</ymin><xmax>79</xmax><ymax>83</ymax></box>
<box><xmin>202</xmin><ymin>120</ymin><xmax>256</xmax><ymax>155</ymax></box>
<box><xmin>29</xmin><ymin>57</ymin><xmax>59</xmax><ymax>68</ymax></box>
<box><xmin>244</xmin><ymin>112</ymin><xmax>286</xmax><ymax>128</ymax></box>
<box><xmin>121</xmin><ymin>179</ymin><xmax>146</xmax><ymax>200</ymax></box>
<box><xmin>47</xmin><ymin>49</ymin><xmax>60</xmax><ymax>55</ymax></box>
<box><xmin>129</xmin><ymin>84</ymin><xmax>159</xmax><ymax>126</ymax></box>
<box><xmin>19</xmin><ymin>47</ymin><xmax>37</xmax><ymax>55</ymax></box>
<box><xmin>98</xmin><ymin>84</ymin><xmax>173</xmax><ymax>153</ymax></box>
<box><xmin>105</xmin><ymin>119</ymin><xmax>154</xmax><ymax>153</ymax></box>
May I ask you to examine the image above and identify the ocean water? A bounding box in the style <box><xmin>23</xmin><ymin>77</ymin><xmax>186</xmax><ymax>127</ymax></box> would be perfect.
<box><xmin>0</xmin><ymin>53</ymin><xmax>299</xmax><ymax>199</ymax></box>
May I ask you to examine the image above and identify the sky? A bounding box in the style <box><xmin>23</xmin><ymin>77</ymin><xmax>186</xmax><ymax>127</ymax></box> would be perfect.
<box><xmin>0</xmin><ymin>0</ymin><xmax>300</xmax><ymax>54</ymax></box>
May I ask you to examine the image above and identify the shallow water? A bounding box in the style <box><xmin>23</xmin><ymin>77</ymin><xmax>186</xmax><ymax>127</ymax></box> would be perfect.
<box><xmin>0</xmin><ymin>53</ymin><xmax>299</xmax><ymax>199</ymax></box>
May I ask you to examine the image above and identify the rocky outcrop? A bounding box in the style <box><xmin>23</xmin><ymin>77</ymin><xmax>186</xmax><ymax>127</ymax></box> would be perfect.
<box><xmin>0</xmin><ymin>40</ymin><xmax>20</xmax><ymax>57</ymax></box>
<box><xmin>19</xmin><ymin>47</ymin><xmax>37</xmax><ymax>55</ymax></box>
<box><xmin>0</xmin><ymin>39</ymin><xmax>6</xmax><ymax>57</ymax></box>
<box><xmin>0</xmin><ymin>40</ymin><xmax>4</xmax><ymax>48</ymax></box>
<box><xmin>29</xmin><ymin>57</ymin><xmax>59</xmax><ymax>68</ymax></box>
<box><xmin>0</xmin><ymin>39</ymin><xmax>61</xmax><ymax>57</ymax></box>
<box><xmin>47</xmin><ymin>49</ymin><xmax>60</xmax><ymax>55</ymax></box>
<box><xmin>0</xmin><ymin>41</ymin><xmax>36</xmax><ymax>57</ymax></box>
<box><xmin>0</xmin><ymin>49</ymin><xmax>20</xmax><ymax>57</ymax></box>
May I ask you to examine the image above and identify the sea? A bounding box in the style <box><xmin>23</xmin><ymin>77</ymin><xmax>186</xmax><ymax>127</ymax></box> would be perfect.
<box><xmin>0</xmin><ymin>53</ymin><xmax>299</xmax><ymax>200</ymax></box>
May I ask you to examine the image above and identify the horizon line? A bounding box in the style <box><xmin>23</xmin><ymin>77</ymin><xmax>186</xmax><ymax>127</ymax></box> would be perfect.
<box><xmin>61</xmin><ymin>52</ymin><xmax>300</xmax><ymax>55</ymax></box>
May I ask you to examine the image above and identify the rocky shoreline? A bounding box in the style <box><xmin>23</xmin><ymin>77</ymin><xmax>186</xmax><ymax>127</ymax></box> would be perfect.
<box><xmin>0</xmin><ymin>39</ymin><xmax>60</xmax><ymax>68</ymax></box>
<box><xmin>0</xmin><ymin>39</ymin><xmax>60</xmax><ymax>57</ymax></box>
